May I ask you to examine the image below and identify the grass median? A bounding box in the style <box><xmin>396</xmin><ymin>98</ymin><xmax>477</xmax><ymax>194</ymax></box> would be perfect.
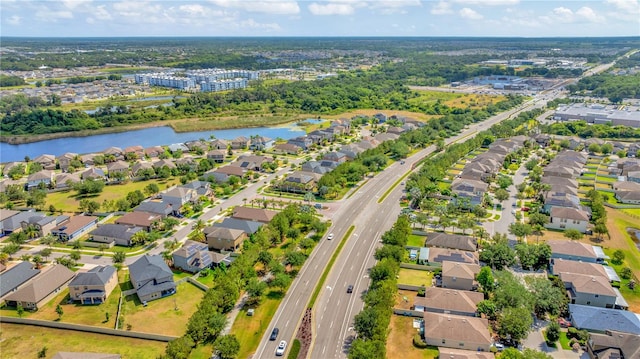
<box><xmin>308</xmin><ymin>225</ymin><xmax>355</xmax><ymax>308</ymax></box>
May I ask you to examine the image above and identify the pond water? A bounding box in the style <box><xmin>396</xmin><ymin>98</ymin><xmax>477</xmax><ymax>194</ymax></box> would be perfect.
<box><xmin>0</xmin><ymin>125</ymin><xmax>306</xmax><ymax>162</ymax></box>
<box><xmin>628</xmin><ymin>228</ymin><xmax>640</xmax><ymax>251</ymax></box>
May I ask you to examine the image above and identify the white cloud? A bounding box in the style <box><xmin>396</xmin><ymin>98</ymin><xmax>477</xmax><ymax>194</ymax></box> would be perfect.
<box><xmin>370</xmin><ymin>0</ymin><xmax>421</xmax><ymax>14</ymax></box>
<box><xmin>240</xmin><ymin>18</ymin><xmax>281</xmax><ymax>31</ymax></box>
<box><xmin>179</xmin><ymin>4</ymin><xmax>207</xmax><ymax>16</ymax></box>
<box><xmin>6</xmin><ymin>14</ymin><xmax>22</xmax><ymax>25</ymax></box>
<box><xmin>94</xmin><ymin>5</ymin><xmax>112</xmax><ymax>20</ymax></box>
<box><xmin>606</xmin><ymin>0</ymin><xmax>640</xmax><ymax>14</ymax></box>
<box><xmin>308</xmin><ymin>2</ymin><xmax>356</xmax><ymax>15</ymax></box>
<box><xmin>576</xmin><ymin>7</ymin><xmax>604</xmax><ymax>23</ymax></box>
<box><xmin>551</xmin><ymin>6</ymin><xmax>574</xmax><ymax>23</ymax></box>
<box><xmin>62</xmin><ymin>0</ymin><xmax>92</xmax><ymax>9</ymax></box>
<box><xmin>210</xmin><ymin>0</ymin><xmax>300</xmax><ymax>15</ymax></box>
<box><xmin>35</xmin><ymin>9</ymin><xmax>74</xmax><ymax>21</ymax></box>
<box><xmin>459</xmin><ymin>7</ymin><xmax>483</xmax><ymax>19</ymax></box>
<box><xmin>431</xmin><ymin>1</ymin><xmax>453</xmax><ymax>15</ymax></box>
<box><xmin>454</xmin><ymin>0</ymin><xmax>519</xmax><ymax>6</ymax></box>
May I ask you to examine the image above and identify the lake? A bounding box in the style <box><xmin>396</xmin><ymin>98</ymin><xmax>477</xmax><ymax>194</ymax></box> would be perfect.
<box><xmin>0</xmin><ymin>125</ymin><xmax>307</xmax><ymax>163</ymax></box>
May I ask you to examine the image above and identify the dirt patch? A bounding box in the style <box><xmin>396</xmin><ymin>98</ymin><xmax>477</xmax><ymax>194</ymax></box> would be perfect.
<box><xmin>387</xmin><ymin>315</ymin><xmax>438</xmax><ymax>359</ymax></box>
<box><xmin>396</xmin><ymin>290</ymin><xmax>417</xmax><ymax>311</ymax></box>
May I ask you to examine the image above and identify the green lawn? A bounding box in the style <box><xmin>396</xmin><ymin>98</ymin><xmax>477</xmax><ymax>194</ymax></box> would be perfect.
<box><xmin>0</xmin><ymin>323</ymin><xmax>166</xmax><ymax>359</ymax></box>
<box><xmin>603</xmin><ymin>248</ymin><xmax>640</xmax><ymax>310</ymax></box>
<box><xmin>622</xmin><ymin>208</ymin><xmax>640</xmax><ymax>217</ymax></box>
<box><xmin>231</xmin><ymin>289</ymin><xmax>284</xmax><ymax>359</ymax></box>
<box><xmin>408</xmin><ymin>234</ymin><xmax>426</xmax><ymax>247</ymax></box>
<box><xmin>558</xmin><ymin>331</ymin><xmax>572</xmax><ymax>350</ymax></box>
<box><xmin>46</xmin><ymin>177</ymin><xmax>180</xmax><ymax>212</ymax></box>
<box><xmin>397</xmin><ymin>268</ymin><xmax>433</xmax><ymax>287</ymax></box>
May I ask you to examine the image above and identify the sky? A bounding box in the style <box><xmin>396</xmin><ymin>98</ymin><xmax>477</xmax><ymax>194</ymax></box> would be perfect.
<box><xmin>1</xmin><ymin>0</ymin><xmax>639</xmax><ymax>37</ymax></box>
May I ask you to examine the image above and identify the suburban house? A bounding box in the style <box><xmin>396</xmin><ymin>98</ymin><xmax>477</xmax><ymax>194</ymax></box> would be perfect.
<box><xmin>441</xmin><ymin>261</ymin><xmax>480</xmax><ymax>291</ymax></box>
<box><xmin>233</xmin><ymin>155</ymin><xmax>274</xmax><ymax>172</ymax></box>
<box><xmin>550</xmin><ymin>258</ymin><xmax>620</xmax><ymax>283</ymax></box>
<box><xmin>207</xmin><ymin>150</ymin><xmax>226</xmax><ymax>163</ymax></box>
<box><xmin>322</xmin><ymin>151</ymin><xmax>347</xmax><ymax>163</ymax></box>
<box><xmin>124</xmin><ymin>145</ymin><xmax>144</xmax><ymax>159</ymax></box>
<box><xmin>210</xmin><ymin>139</ymin><xmax>228</xmax><ymax>150</ymax></box>
<box><xmin>68</xmin><ymin>265</ymin><xmax>118</xmax><ymax>305</ymax></box>
<box><xmin>1</xmin><ymin>210</ymin><xmax>38</xmax><ymax>236</ymax></box>
<box><xmin>20</xmin><ymin>213</ymin><xmax>67</xmax><ymax>238</ymax></box>
<box><xmin>543</xmin><ymin>191</ymin><xmax>583</xmax><ymax>213</ymax></box>
<box><xmin>4</xmin><ymin>264</ymin><xmax>75</xmax><ymax>310</ymax></box>
<box><xmin>33</xmin><ymin>154</ymin><xmax>56</xmax><ymax>170</ymax></box>
<box><xmin>276</xmin><ymin>171</ymin><xmax>321</xmax><ymax>193</ymax></box>
<box><xmin>205</xmin><ymin>226</ymin><xmax>247</xmax><ymax>252</ymax></box>
<box><xmin>230</xmin><ymin>136</ymin><xmax>250</xmax><ymax>149</ymax></box>
<box><xmin>172</xmin><ymin>240</ymin><xmax>215</xmax><ymax>273</ymax></box>
<box><xmin>54</xmin><ymin>172</ymin><xmax>81</xmax><ymax>189</ymax></box>
<box><xmin>106</xmin><ymin>160</ymin><xmax>130</xmax><ymax>177</ymax></box>
<box><xmin>421</xmin><ymin>247</ymin><xmax>479</xmax><ymax>265</ymax></box>
<box><xmin>128</xmin><ymin>255</ymin><xmax>176</xmax><ymax>302</ymax></box>
<box><xmin>27</xmin><ymin>170</ymin><xmax>55</xmax><ymax>189</ymax></box>
<box><xmin>134</xmin><ymin>201</ymin><xmax>175</xmax><ymax>217</ymax></box>
<box><xmin>50</xmin><ymin>215</ymin><xmax>99</xmax><ymax>242</ymax></box>
<box><xmin>131</xmin><ymin>162</ymin><xmax>154</xmax><ymax>177</ymax></box>
<box><xmin>180</xmin><ymin>181</ymin><xmax>213</xmax><ymax>198</ymax></box>
<box><xmin>288</xmin><ymin>136</ymin><xmax>314</xmax><ymax>150</ymax></box>
<box><xmin>422</xmin><ymin>312</ymin><xmax>492</xmax><ymax>352</ymax></box>
<box><xmin>168</xmin><ymin>143</ymin><xmax>188</xmax><ymax>153</ymax></box>
<box><xmin>204</xmin><ymin>165</ymin><xmax>246</xmax><ymax>183</ymax></box>
<box><xmin>451</xmin><ymin>178</ymin><xmax>488</xmax><ymax>206</ymax></box>
<box><xmin>413</xmin><ymin>287</ymin><xmax>483</xmax><ymax>317</ymax></box>
<box><xmin>569</xmin><ymin>304</ymin><xmax>640</xmax><ymax>335</ymax></box>
<box><xmin>115</xmin><ymin>211</ymin><xmax>161</xmax><ymax>232</ymax></box>
<box><xmin>90</xmin><ymin>224</ymin><xmax>144</xmax><ymax>247</ymax></box>
<box><xmin>559</xmin><ymin>272</ymin><xmax>617</xmax><ymax>308</ymax></box>
<box><xmin>161</xmin><ymin>187</ymin><xmax>198</xmax><ymax>211</ymax></box>
<box><xmin>546</xmin><ymin>207</ymin><xmax>590</xmax><ymax>233</ymax></box>
<box><xmin>614</xmin><ymin>181</ymin><xmax>640</xmax><ymax>204</ymax></box>
<box><xmin>212</xmin><ymin>217</ymin><xmax>263</xmax><ymax>236</ymax></box>
<box><xmin>102</xmin><ymin>147</ymin><xmax>124</xmax><ymax>160</ymax></box>
<box><xmin>587</xmin><ymin>330</ymin><xmax>640</xmax><ymax>359</ymax></box>
<box><xmin>81</xmin><ymin>167</ymin><xmax>106</xmax><ymax>181</ymax></box>
<box><xmin>249</xmin><ymin>136</ymin><xmax>274</xmax><ymax>150</ymax></box>
<box><xmin>152</xmin><ymin>159</ymin><xmax>176</xmax><ymax>170</ymax></box>
<box><xmin>273</xmin><ymin>143</ymin><xmax>301</xmax><ymax>155</ymax></box>
<box><xmin>548</xmin><ymin>240</ymin><xmax>607</xmax><ymax>263</ymax></box>
<box><xmin>144</xmin><ymin>146</ymin><xmax>165</xmax><ymax>158</ymax></box>
<box><xmin>232</xmin><ymin>206</ymin><xmax>277</xmax><ymax>223</ymax></box>
<box><xmin>0</xmin><ymin>261</ymin><xmax>41</xmax><ymax>300</ymax></box>
<box><xmin>425</xmin><ymin>233</ymin><xmax>477</xmax><ymax>252</ymax></box>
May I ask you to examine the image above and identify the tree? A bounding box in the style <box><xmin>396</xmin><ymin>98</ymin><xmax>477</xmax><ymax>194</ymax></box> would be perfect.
<box><xmin>246</xmin><ymin>278</ymin><xmax>267</xmax><ymax>305</ymax></box>
<box><xmin>165</xmin><ymin>335</ymin><xmax>195</xmax><ymax>359</ymax></box>
<box><xmin>271</xmin><ymin>273</ymin><xmax>291</xmax><ymax>292</ymax></box>
<box><xmin>353</xmin><ymin>307</ymin><xmax>379</xmax><ymax>340</ymax></box>
<box><xmin>563</xmin><ymin>228</ymin><xmax>583</xmax><ymax>240</ymax></box>
<box><xmin>112</xmin><ymin>251</ymin><xmax>126</xmax><ymax>264</ymax></box>
<box><xmin>40</xmin><ymin>248</ymin><xmax>52</xmax><ymax>261</ymax></box>
<box><xmin>497</xmin><ymin>176</ymin><xmax>513</xmax><ymax>189</ymax></box>
<box><xmin>285</xmin><ymin>251</ymin><xmax>306</xmax><ymax>267</ymax></box>
<box><xmin>500</xmin><ymin>348</ymin><xmax>552</xmax><ymax>359</ymax></box>
<box><xmin>546</xmin><ymin>322</ymin><xmax>561</xmax><ymax>344</ymax></box>
<box><xmin>69</xmin><ymin>250</ymin><xmax>81</xmax><ymax>261</ymax></box>
<box><xmin>528</xmin><ymin>277</ymin><xmax>567</xmax><ymax>317</ymax></box>
<box><xmin>528</xmin><ymin>212</ymin><xmax>549</xmax><ymax>227</ymax></box>
<box><xmin>479</xmin><ymin>239</ymin><xmax>515</xmax><ymax>270</ymax></box>
<box><xmin>509</xmin><ymin>222</ymin><xmax>532</xmax><ymax>240</ymax></box>
<box><xmin>0</xmin><ymin>253</ymin><xmax>8</xmax><ymax>266</ymax></box>
<box><xmin>476</xmin><ymin>266</ymin><xmax>495</xmax><ymax>293</ymax></box>
<box><xmin>347</xmin><ymin>338</ymin><xmax>385</xmax><ymax>359</ymax></box>
<box><xmin>144</xmin><ymin>183</ymin><xmax>160</xmax><ymax>196</ymax></box>
<box><xmin>594</xmin><ymin>222</ymin><xmax>609</xmax><ymax>240</ymax></box>
<box><xmin>79</xmin><ymin>199</ymin><xmax>100</xmax><ymax>214</ymax></box>
<box><xmin>213</xmin><ymin>334</ymin><xmax>240</xmax><ymax>359</ymax></box>
<box><xmin>16</xmin><ymin>304</ymin><xmax>24</xmax><ymax>317</ymax></box>
<box><xmin>612</xmin><ymin>250</ymin><xmax>625</xmax><ymax>265</ymax></box>
<box><xmin>499</xmin><ymin>307</ymin><xmax>533</xmax><ymax>342</ymax></box>
<box><xmin>495</xmin><ymin>188</ymin><xmax>509</xmax><ymax>202</ymax></box>
<box><xmin>304</xmin><ymin>191</ymin><xmax>315</xmax><ymax>203</ymax></box>
<box><xmin>477</xmin><ymin>300</ymin><xmax>498</xmax><ymax>320</ymax></box>
<box><xmin>55</xmin><ymin>304</ymin><xmax>64</xmax><ymax>319</ymax></box>
<box><xmin>588</xmin><ymin>143</ymin><xmax>601</xmax><ymax>154</ymax></box>
<box><xmin>130</xmin><ymin>231</ymin><xmax>148</xmax><ymax>246</ymax></box>
<box><xmin>37</xmin><ymin>346</ymin><xmax>48</xmax><ymax>358</ymax></box>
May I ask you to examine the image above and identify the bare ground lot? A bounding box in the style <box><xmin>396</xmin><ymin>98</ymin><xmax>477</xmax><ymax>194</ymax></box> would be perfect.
<box><xmin>386</xmin><ymin>315</ymin><xmax>439</xmax><ymax>359</ymax></box>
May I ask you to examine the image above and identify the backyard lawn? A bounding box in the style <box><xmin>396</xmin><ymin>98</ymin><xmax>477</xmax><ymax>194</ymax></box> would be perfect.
<box><xmin>386</xmin><ymin>315</ymin><xmax>438</xmax><ymax>359</ymax></box>
<box><xmin>0</xmin><ymin>323</ymin><xmax>166</xmax><ymax>359</ymax></box>
<box><xmin>46</xmin><ymin>177</ymin><xmax>180</xmax><ymax>212</ymax></box>
<box><xmin>397</xmin><ymin>268</ymin><xmax>433</xmax><ymax>287</ymax></box>
<box><xmin>407</xmin><ymin>234</ymin><xmax>426</xmax><ymax>247</ymax></box>
<box><xmin>119</xmin><ymin>281</ymin><xmax>205</xmax><ymax>336</ymax></box>
<box><xmin>231</xmin><ymin>289</ymin><xmax>284</xmax><ymax>359</ymax></box>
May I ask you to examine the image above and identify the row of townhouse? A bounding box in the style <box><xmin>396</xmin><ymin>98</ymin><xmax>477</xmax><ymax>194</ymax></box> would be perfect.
<box><xmin>541</xmin><ymin>150</ymin><xmax>592</xmax><ymax>233</ymax></box>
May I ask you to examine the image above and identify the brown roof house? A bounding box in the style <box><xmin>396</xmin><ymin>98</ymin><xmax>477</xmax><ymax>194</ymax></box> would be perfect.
<box><xmin>421</xmin><ymin>247</ymin><xmax>479</xmax><ymax>265</ymax></box>
<box><xmin>115</xmin><ymin>211</ymin><xmax>162</xmax><ymax>232</ymax></box>
<box><xmin>205</xmin><ymin>226</ymin><xmax>247</xmax><ymax>252</ymax></box>
<box><xmin>546</xmin><ymin>207</ymin><xmax>590</xmax><ymax>233</ymax></box>
<box><xmin>50</xmin><ymin>215</ymin><xmax>99</xmax><ymax>242</ymax></box>
<box><xmin>68</xmin><ymin>265</ymin><xmax>118</xmax><ymax>305</ymax></box>
<box><xmin>548</xmin><ymin>240</ymin><xmax>607</xmax><ymax>263</ymax></box>
<box><xmin>550</xmin><ymin>258</ymin><xmax>620</xmax><ymax>283</ymax></box>
<box><xmin>441</xmin><ymin>261</ymin><xmax>481</xmax><ymax>291</ymax></box>
<box><xmin>106</xmin><ymin>160</ymin><xmax>130</xmax><ymax>177</ymax></box>
<box><xmin>425</xmin><ymin>232</ymin><xmax>477</xmax><ymax>252</ymax></box>
<box><xmin>207</xmin><ymin>150</ymin><xmax>226</xmax><ymax>163</ymax></box>
<box><xmin>33</xmin><ymin>154</ymin><xmax>56</xmax><ymax>170</ymax></box>
<box><xmin>4</xmin><ymin>264</ymin><xmax>75</xmax><ymax>310</ymax></box>
<box><xmin>587</xmin><ymin>330</ymin><xmax>640</xmax><ymax>359</ymax></box>
<box><xmin>413</xmin><ymin>287</ymin><xmax>484</xmax><ymax>317</ymax></box>
<box><xmin>423</xmin><ymin>312</ymin><xmax>492</xmax><ymax>352</ymax></box>
<box><xmin>560</xmin><ymin>272</ymin><xmax>617</xmax><ymax>309</ymax></box>
<box><xmin>232</xmin><ymin>206</ymin><xmax>277</xmax><ymax>223</ymax></box>
<box><xmin>437</xmin><ymin>348</ymin><xmax>494</xmax><ymax>359</ymax></box>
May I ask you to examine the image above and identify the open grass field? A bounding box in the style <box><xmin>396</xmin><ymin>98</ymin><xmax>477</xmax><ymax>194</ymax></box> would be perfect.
<box><xmin>408</xmin><ymin>234</ymin><xmax>426</xmax><ymax>247</ymax></box>
<box><xmin>119</xmin><ymin>281</ymin><xmax>205</xmax><ymax>336</ymax></box>
<box><xmin>397</xmin><ymin>268</ymin><xmax>433</xmax><ymax>287</ymax></box>
<box><xmin>0</xmin><ymin>323</ymin><xmax>166</xmax><ymax>359</ymax></box>
<box><xmin>386</xmin><ymin>315</ymin><xmax>439</xmax><ymax>359</ymax></box>
<box><xmin>622</xmin><ymin>208</ymin><xmax>640</xmax><ymax>217</ymax></box>
<box><xmin>231</xmin><ymin>289</ymin><xmax>284</xmax><ymax>359</ymax></box>
<box><xmin>46</xmin><ymin>177</ymin><xmax>180</xmax><ymax>212</ymax></box>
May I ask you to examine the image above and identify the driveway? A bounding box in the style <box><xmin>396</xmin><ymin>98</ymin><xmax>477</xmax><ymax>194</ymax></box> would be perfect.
<box><xmin>522</xmin><ymin>319</ymin><xmax>585</xmax><ymax>359</ymax></box>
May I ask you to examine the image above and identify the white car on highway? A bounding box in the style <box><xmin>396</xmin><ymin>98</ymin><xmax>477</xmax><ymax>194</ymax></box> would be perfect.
<box><xmin>276</xmin><ymin>340</ymin><xmax>287</xmax><ymax>356</ymax></box>
<box><xmin>327</xmin><ymin>233</ymin><xmax>334</xmax><ymax>240</ymax></box>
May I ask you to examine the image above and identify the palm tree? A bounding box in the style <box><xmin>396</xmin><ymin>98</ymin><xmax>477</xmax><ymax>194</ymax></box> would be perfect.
<box><xmin>24</xmin><ymin>225</ymin><xmax>40</xmax><ymax>240</ymax></box>
<box><xmin>130</xmin><ymin>231</ymin><xmax>148</xmax><ymax>246</ymax></box>
<box><xmin>162</xmin><ymin>250</ymin><xmax>174</xmax><ymax>267</ymax></box>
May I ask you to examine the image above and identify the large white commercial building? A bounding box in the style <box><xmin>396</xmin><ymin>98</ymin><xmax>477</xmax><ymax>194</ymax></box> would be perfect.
<box><xmin>553</xmin><ymin>103</ymin><xmax>640</xmax><ymax>128</ymax></box>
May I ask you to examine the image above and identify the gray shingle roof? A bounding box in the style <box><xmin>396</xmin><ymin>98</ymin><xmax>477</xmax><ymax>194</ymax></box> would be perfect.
<box><xmin>69</xmin><ymin>266</ymin><xmax>116</xmax><ymax>287</ymax></box>
<box><xmin>90</xmin><ymin>224</ymin><xmax>142</xmax><ymax>241</ymax></box>
<box><xmin>5</xmin><ymin>264</ymin><xmax>74</xmax><ymax>304</ymax></box>
<box><xmin>128</xmin><ymin>255</ymin><xmax>174</xmax><ymax>298</ymax></box>
<box><xmin>570</xmin><ymin>304</ymin><xmax>640</xmax><ymax>334</ymax></box>
<box><xmin>0</xmin><ymin>262</ymin><xmax>41</xmax><ymax>297</ymax></box>
<box><xmin>213</xmin><ymin>218</ymin><xmax>263</xmax><ymax>235</ymax></box>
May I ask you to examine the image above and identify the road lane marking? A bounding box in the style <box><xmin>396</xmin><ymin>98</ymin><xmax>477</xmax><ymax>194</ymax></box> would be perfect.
<box><xmin>330</xmin><ymin>320</ymin><xmax>334</xmax><ymax>329</ymax></box>
<box><xmin>286</xmin><ymin>320</ymin><xmax>290</xmax><ymax>327</ymax></box>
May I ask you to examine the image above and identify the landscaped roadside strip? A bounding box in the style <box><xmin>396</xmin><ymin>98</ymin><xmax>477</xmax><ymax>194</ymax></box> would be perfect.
<box><xmin>308</xmin><ymin>225</ymin><xmax>355</xmax><ymax>308</ymax></box>
<box><xmin>378</xmin><ymin>170</ymin><xmax>412</xmax><ymax>204</ymax></box>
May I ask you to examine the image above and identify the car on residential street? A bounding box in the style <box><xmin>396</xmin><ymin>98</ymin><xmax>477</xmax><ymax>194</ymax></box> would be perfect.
<box><xmin>275</xmin><ymin>340</ymin><xmax>287</xmax><ymax>356</ymax></box>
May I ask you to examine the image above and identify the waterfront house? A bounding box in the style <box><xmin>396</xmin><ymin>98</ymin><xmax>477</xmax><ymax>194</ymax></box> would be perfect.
<box><xmin>102</xmin><ymin>147</ymin><xmax>124</xmax><ymax>160</ymax></box>
<box><xmin>2</xmin><ymin>162</ymin><xmax>24</xmax><ymax>177</ymax></box>
<box><xmin>106</xmin><ymin>161</ymin><xmax>129</xmax><ymax>177</ymax></box>
<box><xmin>172</xmin><ymin>240</ymin><xmax>215</xmax><ymax>273</ymax></box>
<box><xmin>124</xmin><ymin>145</ymin><xmax>144</xmax><ymax>159</ymax></box>
<box><xmin>249</xmin><ymin>136</ymin><xmax>274</xmax><ymax>150</ymax></box>
<box><xmin>32</xmin><ymin>154</ymin><xmax>56</xmax><ymax>170</ymax></box>
<box><xmin>0</xmin><ymin>261</ymin><xmax>40</xmax><ymax>301</ymax></box>
<box><xmin>80</xmin><ymin>153</ymin><xmax>100</xmax><ymax>166</ymax></box>
<box><xmin>68</xmin><ymin>265</ymin><xmax>118</xmax><ymax>305</ymax></box>
<box><xmin>128</xmin><ymin>255</ymin><xmax>176</xmax><ymax>302</ymax></box>
<box><xmin>423</xmin><ymin>312</ymin><xmax>491</xmax><ymax>352</ymax></box>
<box><xmin>56</xmin><ymin>152</ymin><xmax>79</xmax><ymax>172</ymax></box>
<box><xmin>4</xmin><ymin>264</ymin><xmax>74</xmax><ymax>310</ymax></box>
<box><xmin>288</xmin><ymin>136</ymin><xmax>313</xmax><ymax>150</ymax></box>
<box><xmin>27</xmin><ymin>170</ymin><xmax>55</xmax><ymax>189</ymax></box>
<box><xmin>168</xmin><ymin>143</ymin><xmax>188</xmax><ymax>153</ymax></box>
<box><xmin>231</xmin><ymin>136</ymin><xmax>250</xmax><ymax>149</ymax></box>
<box><xmin>185</xmin><ymin>140</ymin><xmax>209</xmax><ymax>153</ymax></box>
<box><xmin>50</xmin><ymin>215</ymin><xmax>99</xmax><ymax>242</ymax></box>
<box><xmin>210</xmin><ymin>139</ymin><xmax>228</xmax><ymax>150</ymax></box>
<box><xmin>144</xmin><ymin>146</ymin><xmax>165</xmax><ymax>158</ymax></box>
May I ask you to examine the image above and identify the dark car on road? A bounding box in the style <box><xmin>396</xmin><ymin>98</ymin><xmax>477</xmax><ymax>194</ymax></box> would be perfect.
<box><xmin>269</xmin><ymin>327</ymin><xmax>279</xmax><ymax>341</ymax></box>
<box><xmin>347</xmin><ymin>285</ymin><xmax>354</xmax><ymax>293</ymax></box>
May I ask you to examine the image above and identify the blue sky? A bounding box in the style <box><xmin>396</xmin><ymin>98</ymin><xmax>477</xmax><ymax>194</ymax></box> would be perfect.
<box><xmin>1</xmin><ymin>0</ymin><xmax>639</xmax><ymax>37</ymax></box>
